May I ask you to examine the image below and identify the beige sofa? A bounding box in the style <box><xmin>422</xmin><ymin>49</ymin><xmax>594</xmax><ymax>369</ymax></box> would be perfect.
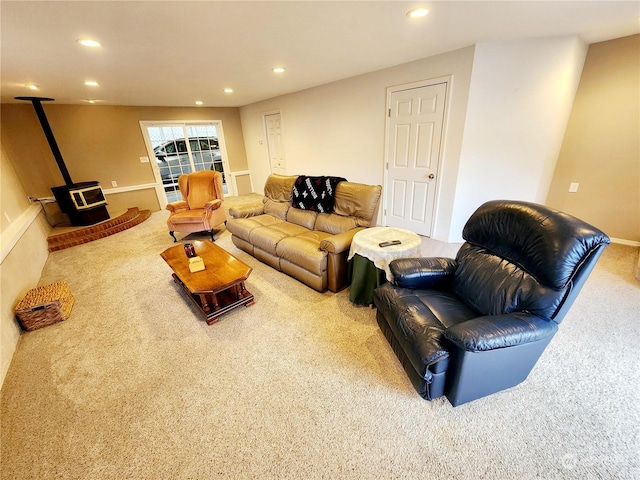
<box><xmin>226</xmin><ymin>174</ymin><xmax>382</xmax><ymax>292</ymax></box>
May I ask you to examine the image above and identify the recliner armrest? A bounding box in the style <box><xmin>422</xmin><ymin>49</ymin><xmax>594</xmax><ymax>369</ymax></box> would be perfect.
<box><xmin>320</xmin><ymin>228</ymin><xmax>364</xmax><ymax>254</ymax></box>
<box><xmin>204</xmin><ymin>199</ymin><xmax>223</xmax><ymax>211</ymax></box>
<box><xmin>444</xmin><ymin>313</ymin><xmax>558</xmax><ymax>352</ymax></box>
<box><xmin>390</xmin><ymin>257</ymin><xmax>457</xmax><ymax>289</ymax></box>
<box><xmin>229</xmin><ymin>203</ymin><xmax>264</xmax><ymax>218</ymax></box>
<box><xmin>166</xmin><ymin>200</ymin><xmax>188</xmax><ymax>213</ymax></box>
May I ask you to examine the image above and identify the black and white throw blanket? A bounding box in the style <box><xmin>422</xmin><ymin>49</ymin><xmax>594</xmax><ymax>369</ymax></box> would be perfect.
<box><xmin>292</xmin><ymin>175</ymin><xmax>347</xmax><ymax>213</ymax></box>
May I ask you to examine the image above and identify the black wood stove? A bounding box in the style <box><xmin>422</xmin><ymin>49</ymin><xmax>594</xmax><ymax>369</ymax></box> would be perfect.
<box><xmin>16</xmin><ymin>96</ymin><xmax>110</xmax><ymax>226</ymax></box>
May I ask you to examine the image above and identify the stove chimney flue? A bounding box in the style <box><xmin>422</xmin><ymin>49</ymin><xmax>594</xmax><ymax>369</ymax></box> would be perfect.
<box><xmin>15</xmin><ymin>96</ymin><xmax>74</xmax><ymax>186</ymax></box>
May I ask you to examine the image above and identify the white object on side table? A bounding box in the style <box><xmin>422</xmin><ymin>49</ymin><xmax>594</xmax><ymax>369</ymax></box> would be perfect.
<box><xmin>348</xmin><ymin>227</ymin><xmax>422</xmax><ymax>282</ymax></box>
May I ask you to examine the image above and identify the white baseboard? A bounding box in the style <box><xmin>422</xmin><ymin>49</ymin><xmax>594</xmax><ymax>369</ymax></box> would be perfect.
<box><xmin>610</xmin><ymin>237</ymin><xmax>640</xmax><ymax>247</ymax></box>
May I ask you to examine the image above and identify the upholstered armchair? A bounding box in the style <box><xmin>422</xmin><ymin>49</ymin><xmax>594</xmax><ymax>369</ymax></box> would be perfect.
<box><xmin>373</xmin><ymin>200</ymin><xmax>610</xmax><ymax>406</ymax></box>
<box><xmin>166</xmin><ymin>170</ymin><xmax>226</xmax><ymax>242</ymax></box>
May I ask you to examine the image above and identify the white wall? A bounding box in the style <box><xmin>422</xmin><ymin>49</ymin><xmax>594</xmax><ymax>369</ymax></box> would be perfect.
<box><xmin>239</xmin><ymin>46</ymin><xmax>476</xmax><ymax>236</ymax></box>
<box><xmin>240</xmin><ymin>38</ymin><xmax>588</xmax><ymax>243</ymax></box>
<box><xmin>450</xmin><ymin>37</ymin><xmax>588</xmax><ymax>240</ymax></box>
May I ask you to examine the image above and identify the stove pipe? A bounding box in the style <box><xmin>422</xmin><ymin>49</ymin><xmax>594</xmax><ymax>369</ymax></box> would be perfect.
<box><xmin>15</xmin><ymin>96</ymin><xmax>74</xmax><ymax>186</ymax></box>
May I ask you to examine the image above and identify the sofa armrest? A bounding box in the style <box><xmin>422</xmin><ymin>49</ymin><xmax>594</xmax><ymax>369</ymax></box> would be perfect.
<box><xmin>204</xmin><ymin>199</ymin><xmax>223</xmax><ymax>211</ymax></box>
<box><xmin>390</xmin><ymin>257</ymin><xmax>457</xmax><ymax>290</ymax></box>
<box><xmin>229</xmin><ymin>203</ymin><xmax>264</xmax><ymax>218</ymax></box>
<box><xmin>444</xmin><ymin>312</ymin><xmax>558</xmax><ymax>352</ymax></box>
<box><xmin>319</xmin><ymin>228</ymin><xmax>364</xmax><ymax>254</ymax></box>
<box><xmin>166</xmin><ymin>200</ymin><xmax>188</xmax><ymax>213</ymax></box>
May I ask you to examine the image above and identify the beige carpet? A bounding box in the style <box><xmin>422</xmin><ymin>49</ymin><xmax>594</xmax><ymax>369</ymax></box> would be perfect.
<box><xmin>1</xmin><ymin>206</ymin><xmax>639</xmax><ymax>479</ymax></box>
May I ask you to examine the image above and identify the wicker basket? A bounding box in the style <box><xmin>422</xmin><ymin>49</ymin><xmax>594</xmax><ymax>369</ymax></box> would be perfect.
<box><xmin>15</xmin><ymin>281</ymin><xmax>74</xmax><ymax>331</ymax></box>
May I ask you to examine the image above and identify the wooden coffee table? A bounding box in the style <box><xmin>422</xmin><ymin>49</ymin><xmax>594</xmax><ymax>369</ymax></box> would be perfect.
<box><xmin>160</xmin><ymin>240</ymin><xmax>254</xmax><ymax>325</ymax></box>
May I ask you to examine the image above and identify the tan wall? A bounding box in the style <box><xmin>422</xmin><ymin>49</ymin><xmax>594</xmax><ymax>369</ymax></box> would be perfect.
<box><xmin>547</xmin><ymin>34</ymin><xmax>640</xmax><ymax>242</ymax></box>
<box><xmin>1</xmin><ymin>145</ymin><xmax>31</xmax><ymax>233</ymax></box>
<box><xmin>1</xmin><ymin>104</ymin><xmax>248</xmax><ymax>213</ymax></box>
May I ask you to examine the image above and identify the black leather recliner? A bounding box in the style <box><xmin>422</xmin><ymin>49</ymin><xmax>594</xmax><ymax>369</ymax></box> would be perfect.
<box><xmin>373</xmin><ymin>200</ymin><xmax>610</xmax><ymax>406</ymax></box>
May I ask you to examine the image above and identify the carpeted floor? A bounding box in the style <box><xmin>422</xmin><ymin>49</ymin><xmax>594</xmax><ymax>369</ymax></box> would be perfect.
<box><xmin>1</xmin><ymin>206</ymin><xmax>639</xmax><ymax>479</ymax></box>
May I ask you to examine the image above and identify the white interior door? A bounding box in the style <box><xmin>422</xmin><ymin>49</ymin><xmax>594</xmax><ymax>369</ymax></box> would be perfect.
<box><xmin>265</xmin><ymin>113</ymin><xmax>286</xmax><ymax>174</ymax></box>
<box><xmin>385</xmin><ymin>82</ymin><xmax>447</xmax><ymax>237</ymax></box>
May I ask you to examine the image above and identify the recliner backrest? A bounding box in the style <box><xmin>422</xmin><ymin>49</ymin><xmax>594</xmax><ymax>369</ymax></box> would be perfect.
<box><xmin>178</xmin><ymin>170</ymin><xmax>223</xmax><ymax>209</ymax></box>
<box><xmin>452</xmin><ymin>200</ymin><xmax>610</xmax><ymax>322</ymax></box>
<box><xmin>263</xmin><ymin>174</ymin><xmax>298</xmax><ymax>203</ymax></box>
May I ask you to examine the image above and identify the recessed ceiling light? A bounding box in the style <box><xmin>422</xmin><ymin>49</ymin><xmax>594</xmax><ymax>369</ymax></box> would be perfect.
<box><xmin>77</xmin><ymin>38</ymin><xmax>101</xmax><ymax>47</ymax></box>
<box><xmin>25</xmin><ymin>84</ymin><xmax>39</xmax><ymax>90</ymax></box>
<box><xmin>86</xmin><ymin>99</ymin><xmax>97</xmax><ymax>104</ymax></box>
<box><xmin>195</xmin><ymin>100</ymin><xmax>203</xmax><ymax>105</ymax></box>
<box><xmin>272</xmin><ymin>67</ymin><xmax>285</xmax><ymax>73</ymax></box>
<box><xmin>84</xmin><ymin>81</ymin><xmax>99</xmax><ymax>87</ymax></box>
<box><xmin>407</xmin><ymin>7</ymin><xmax>429</xmax><ymax>19</ymax></box>
<box><xmin>223</xmin><ymin>88</ymin><xmax>233</xmax><ymax>93</ymax></box>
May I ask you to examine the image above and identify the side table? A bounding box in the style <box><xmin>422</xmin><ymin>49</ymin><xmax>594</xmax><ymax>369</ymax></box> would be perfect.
<box><xmin>347</xmin><ymin>227</ymin><xmax>422</xmax><ymax>306</ymax></box>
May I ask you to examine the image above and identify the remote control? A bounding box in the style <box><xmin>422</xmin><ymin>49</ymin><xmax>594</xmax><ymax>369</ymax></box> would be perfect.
<box><xmin>379</xmin><ymin>240</ymin><xmax>401</xmax><ymax>248</ymax></box>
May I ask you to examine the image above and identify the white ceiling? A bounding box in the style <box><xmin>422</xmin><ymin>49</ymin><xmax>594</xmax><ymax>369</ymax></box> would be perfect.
<box><xmin>2</xmin><ymin>1</ymin><xmax>639</xmax><ymax>107</ymax></box>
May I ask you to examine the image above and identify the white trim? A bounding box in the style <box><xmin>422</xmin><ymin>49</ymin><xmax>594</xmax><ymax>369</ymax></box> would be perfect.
<box><xmin>0</xmin><ymin>204</ymin><xmax>43</xmax><ymax>264</ymax></box>
<box><xmin>610</xmin><ymin>237</ymin><xmax>640</xmax><ymax>247</ymax></box>
<box><xmin>229</xmin><ymin>170</ymin><xmax>253</xmax><ymax>195</ymax></box>
<box><xmin>103</xmin><ymin>183</ymin><xmax>158</xmax><ymax>195</ymax></box>
<box><xmin>138</xmin><ymin>120</ymin><xmax>235</xmax><ymax>209</ymax></box>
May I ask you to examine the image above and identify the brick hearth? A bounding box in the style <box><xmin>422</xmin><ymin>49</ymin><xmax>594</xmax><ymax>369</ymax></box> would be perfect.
<box><xmin>47</xmin><ymin>207</ymin><xmax>151</xmax><ymax>252</ymax></box>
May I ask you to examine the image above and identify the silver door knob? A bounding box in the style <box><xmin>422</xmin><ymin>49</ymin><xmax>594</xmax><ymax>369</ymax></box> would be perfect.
<box><xmin>428</xmin><ymin>174</ymin><xmax>435</xmax><ymax>179</ymax></box>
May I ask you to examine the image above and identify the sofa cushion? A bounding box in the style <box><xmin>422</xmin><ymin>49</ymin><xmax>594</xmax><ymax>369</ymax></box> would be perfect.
<box><xmin>292</xmin><ymin>175</ymin><xmax>346</xmax><ymax>213</ymax></box>
<box><xmin>315</xmin><ymin>213</ymin><xmax>358</xmax><ymax>235</ymax></box>
<box><xmin>264</xmin><ymin>174</ymin><xmax>298</xmax><ymax>202</ymax></box>
<box><xmin>264</xmin><ymin>198</ymin><xmax>290</xmax><ymax>220</ymax></box>
<box><xmin>277</xmin><ymin>231</ymin><xmax>330</xmax><ymax>275</ymax></box>
<box><xmin>250</xmin><ymin>222</ymin><xmax>309</xmax><ymax>255</ymax></box>
<box><xmin>286</xmin><ymin>208</ymin><xmax>318</xmax><ymax>230</ymax></box>
<box><xmin>168</xmin><ymin>209</ymin><xmax>206</xmax><ymax>225</ymax></box>
<box><xmin>333</xmin><ymin>182</ymin><xmax>382</xmax><ymax>227</ymax></box>
<box><xmin>226</xmin><ymin>215</ymin><xmax>283</xmax><ymax>243</ymax></box>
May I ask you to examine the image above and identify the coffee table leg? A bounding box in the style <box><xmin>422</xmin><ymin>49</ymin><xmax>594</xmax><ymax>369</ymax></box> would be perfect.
<box><xmin>210</xmin><ymin>293</ymin><xmax>219</xmax><ymax>311</ymax></box>
<box><xmin>199</xmin><ymin>294</ymin><xmax>210</xmax><ymax>313</ymax></box>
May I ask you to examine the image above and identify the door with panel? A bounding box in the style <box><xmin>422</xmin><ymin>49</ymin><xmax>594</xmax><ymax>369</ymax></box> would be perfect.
<box><xmin>265</xmin><ymin>113</ymin><xmax>286</xmax><ymax>175</ymax></box>
<box><xmin>385</xmin><ymin>82</ymin><xmax>447</xmax><ymax>237</ymax></box>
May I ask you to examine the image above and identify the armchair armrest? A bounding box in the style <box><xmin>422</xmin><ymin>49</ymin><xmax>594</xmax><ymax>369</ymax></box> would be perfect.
<box><xmin>204</xmin><ymin>199</ymin><xmax>223</xmax><ymax>211</ymax></box>
<box><xmin>390</xmin><ymin>257</ymin><xmax>457</xmax><ymax>290</ymax></box>
<box><xmin>444</xmin><ymin>312</ymin><xmax>558</xmax><ymax>352</ymax></box>
<box><xmin>166</xmin><ymin>200</ymin><xmax>188</xmax><ymax>213</ymax></box>
<box><xmin>320</xmin><ymin>228</ymin><xmax>364</xmax><ymax>254</ymax></box>
<box><xmin>229</xmin><ymin>203</ymin><xmax>264</xmax><ymax>218</ymax></box>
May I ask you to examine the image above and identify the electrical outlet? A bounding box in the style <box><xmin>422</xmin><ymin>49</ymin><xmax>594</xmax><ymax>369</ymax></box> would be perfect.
<box><xmin>140</xmin><ymin>156</ymin><xmax>149</xmax><ymax>163</ymax></box>
<box><xmin>111</xmin><ymin>181</ymin><xmax>118</xmax><ymax>187</ymax></box>
<box><xmin>569</xmin><ymin>182</ymin><xmax>579</xmax><ymax>193</ymax></box>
